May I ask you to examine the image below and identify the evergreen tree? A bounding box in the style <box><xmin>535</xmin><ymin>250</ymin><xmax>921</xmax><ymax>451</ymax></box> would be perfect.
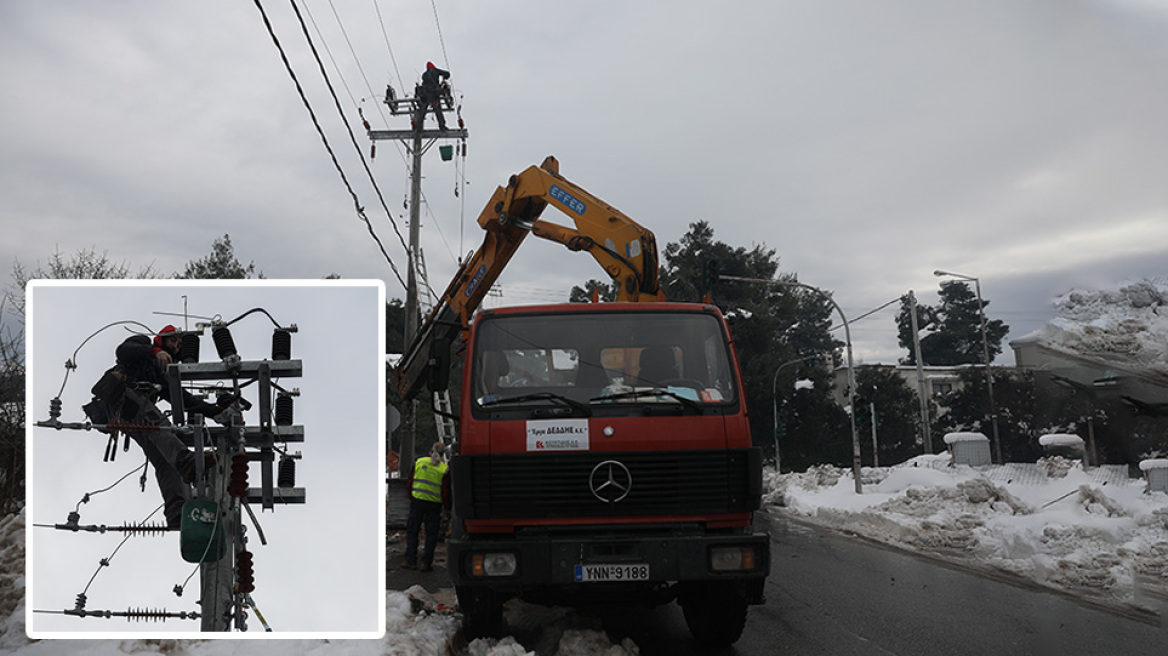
<box><xmin>852</xmin><ymin>366</ymin><xmax>921</xmax><ymax>466</ymax></box>
<box><xmin>386</xmin><ymin>298</ymin><xmax>406</xmax><ymax>354</ymax></box>
<box><xmin>568</xmin><ymin>279</ymin><xmax>618</xmax><ymax>303</ymax></box>
<box><xmin>933</xmin><ymin>368</ymin><xmax>1039</xmax><ymax>462</ymax></box>
<box><xmin>3</xmin><ymin>248</ymin><xmax>158</xmax><ymax>513</ymax></box>
<box><xmin>660</xmin><ymin>221</ymin><xmax>843</xmax><ymax>466</ymax></box>
<box><xmin>177</xmin><ymin>234</ymin><xmax>262</xmax><ymax>279</ymax></box>
<box><xmin>896</xmin><ymin>281</ymin><xmax>1008</xmax><ymax>365</ymax></box>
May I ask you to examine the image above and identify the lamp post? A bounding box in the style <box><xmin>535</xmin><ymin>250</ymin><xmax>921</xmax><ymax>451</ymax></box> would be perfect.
<box><xmin>772</xmin><ymin>353</ymin><xmax>830</xmax><ymax>474</ymax></box>
<box><xmin>721</xmin><ymin>274</ymin><xmax>863</xmax><ymax>493</ymax></box>
<box><xmin>933</xmin><ymin>269</ymin><xmax>1001</xmax><ymax>463</ymax></box>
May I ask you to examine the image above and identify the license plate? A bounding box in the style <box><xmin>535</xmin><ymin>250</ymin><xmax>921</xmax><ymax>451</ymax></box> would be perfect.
<box><xmin>574</xmin><ymin>563</ymin><xmax>650</xmax><ymax>582</ymax></box>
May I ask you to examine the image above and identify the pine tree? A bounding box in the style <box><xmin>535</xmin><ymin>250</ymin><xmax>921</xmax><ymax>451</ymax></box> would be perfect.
<box><xmin>177</xmin><ymin>234</ymin><xmax>262</xmax><ymax>279</ymax></box>
<box><xmin>896</xmin><ymin>281</ymin><xmax>1009</xmax><ymax>365</ymax></box>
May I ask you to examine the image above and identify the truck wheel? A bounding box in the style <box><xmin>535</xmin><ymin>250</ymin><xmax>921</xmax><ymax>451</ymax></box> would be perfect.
<box><xmin>456</xmin><ymin>586</ymin><xmax>503</xmax><ymax>640</ymax></box>
<box><xmin>679</xmin><ymin>581</ymin><xmax>748</xmax><ymax>646</ymax></box>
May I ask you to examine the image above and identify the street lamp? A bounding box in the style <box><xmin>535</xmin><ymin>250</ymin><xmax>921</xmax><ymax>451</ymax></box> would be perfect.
<box><xmin>772</xmin><ymin>353</ymin><xmax>829</xmax><ymax>474</ymax></box>
<box><xmin>721</xmin><ymin>274</ymin><xmax>864</xmax><ymax>493</ymax></box>
<box><xmin>933</xmin><ymin>269</ymin><xmax>1002</xmax><ymax>463</ymax></box>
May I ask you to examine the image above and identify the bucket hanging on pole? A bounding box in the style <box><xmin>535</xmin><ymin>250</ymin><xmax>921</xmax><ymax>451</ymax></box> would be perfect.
<box><xmin>439</xmin><ymin>145</ymin><xmax>454</xmax><ymax>161</ymax></box>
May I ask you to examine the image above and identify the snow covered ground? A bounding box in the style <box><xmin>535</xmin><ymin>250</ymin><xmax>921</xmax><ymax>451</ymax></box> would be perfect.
<box><xmin>3</xmin><ymin>452</ymin><xmax>1166</xmax><ymax>655</ymax></box>
<box><xmin>770</xmin><ymin>455</ymin><xmax>1168</xmax><ymax>611</ymax></box>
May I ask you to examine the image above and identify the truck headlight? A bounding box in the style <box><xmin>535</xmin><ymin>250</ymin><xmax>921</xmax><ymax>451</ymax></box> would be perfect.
<box><xmin>710</xmin><ymin>546</ymin><xmax>757</xmax><ymax>572</ymax></box>
<box><xmin>472</xmin><ymin>552</ymin><xmax>517</xmax><ymax>577</ymax></box>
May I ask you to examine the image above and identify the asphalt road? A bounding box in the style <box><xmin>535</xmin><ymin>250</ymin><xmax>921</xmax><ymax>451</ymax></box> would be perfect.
<box><xmin>387</xmin><ymin>511</ymin><xmax>1167</xmax><ymax>654</ymax></box>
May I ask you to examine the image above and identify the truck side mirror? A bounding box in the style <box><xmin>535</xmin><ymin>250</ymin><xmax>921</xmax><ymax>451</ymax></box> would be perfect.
<box><xmin>428</xmin><ymin>336</ymin><xmax>451</xmax><ymax>392</ymax></box>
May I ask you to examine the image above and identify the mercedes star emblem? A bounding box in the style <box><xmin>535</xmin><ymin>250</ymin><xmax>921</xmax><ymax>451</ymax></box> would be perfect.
<box><xmin>589</xmin><ymin>460</ymin><xmax>632</xmax><ymax>503</ymax></box>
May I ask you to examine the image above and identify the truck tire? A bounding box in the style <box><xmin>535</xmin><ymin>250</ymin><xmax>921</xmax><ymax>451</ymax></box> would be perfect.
<box><xmin>456</xmin><ymin>586</ymin><xmax>503</xmax><ymax>640</ymax></box>
<box><xmin>679</xmin><ymin>581</ymin><xmax>748</xmax><ymax>646</ymax></box>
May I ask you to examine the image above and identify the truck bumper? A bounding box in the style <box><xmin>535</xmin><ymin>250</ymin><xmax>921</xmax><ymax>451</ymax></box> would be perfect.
<box><xmin>448</xmin><ymin>526</ymin><xmax>769</xmax><ymax>604</ymax></box>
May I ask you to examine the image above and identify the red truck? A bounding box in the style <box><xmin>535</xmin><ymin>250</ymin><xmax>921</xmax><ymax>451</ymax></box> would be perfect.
<box><xmin>395</xmin><ymin>158</ymin><xmax>769</xmax><ymax>645</ymax></box>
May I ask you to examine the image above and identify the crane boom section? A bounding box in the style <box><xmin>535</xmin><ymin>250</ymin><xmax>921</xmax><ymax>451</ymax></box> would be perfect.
<box><xmin>394</xmin><ymin>156</ymin><xmax>660</xmax><ymax>400</ymax></box>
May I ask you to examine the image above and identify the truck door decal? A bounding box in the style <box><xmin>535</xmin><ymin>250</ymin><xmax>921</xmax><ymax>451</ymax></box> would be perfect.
<box><xmin>526</xmin><ymin>418</ymin><xmax>590</xmax><ymax>451</ymax></box>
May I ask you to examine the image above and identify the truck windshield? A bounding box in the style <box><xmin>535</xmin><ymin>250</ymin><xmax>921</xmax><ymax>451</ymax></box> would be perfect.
<box><xmin>472</xmin><ymin>311</ymin><xmax>737</xmax><ymax>408</ymax></box>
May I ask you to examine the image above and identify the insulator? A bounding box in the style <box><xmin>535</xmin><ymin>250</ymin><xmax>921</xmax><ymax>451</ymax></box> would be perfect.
<box><xmin>271</xmin><ymin>329</ymin><xmax>292</xmax><ymax>361</ymax></box>
<box><xmin>179</xmin><ymin>332</ymin><xmax>200</xmax><ymax>363</ymax></box>
<box><xmin>229</xmin><ymin>453</ymin><xmax>249</xmax><ymax>499</ymax></box>
<box><xmin>236</xmin><ymin>550</ymin><xmax>256</xmax><ymax>593</ymax></box>
<box><xmin>114</xmin><ymin>521</ymin><xmax>174</xmax><ymax>536</ymax></box>
<box><xmin>74</xmin><ymin>593</ymin><xmax>87</xmax><ymax>611</ymax></box>
<box><xmin>49</xmin><ymin>397</ymin><xmax>63</xmax><ymax>420</ymax></box>
<box><xmin>275</xmin><ymin>394</ymin><xmax>294</xmax><ymax>426</ymax></box>
<box><xmin>458</xmin><ymin>117</ymin><xmax>464</xmax><ymax>129</ymax></box>
<box><xmin>461</xmin><ymin>142</ymin><xmax>467</xmax><ymax>157</ymax></box>
<box><xmin>362</xmin><ymin>118</ymin><xmax>371</xmax><ymax>131</ymax></box>
<box><xmin>212</xmin><ymin>326</ymin><xmax>238</xmax><ymax>359</ymax></box>
<box><xmin>125</xmin><ymin>607</ymin><xmax>170</xmax><ymax>622</ymax></box>
<box><xmin>278</xmin><ymin>456</ymin><xmax>296</xmax><ymax>488</ymax></box>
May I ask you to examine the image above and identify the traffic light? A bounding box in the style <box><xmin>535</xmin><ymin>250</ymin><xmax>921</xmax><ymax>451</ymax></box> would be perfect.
<box><xmin>703</xmin><ymin>259</ymin><xmax>720</xmax><ymax>291</ymax></box>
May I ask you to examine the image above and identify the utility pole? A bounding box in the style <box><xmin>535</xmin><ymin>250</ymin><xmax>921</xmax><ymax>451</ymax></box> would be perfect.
<box><xmin>907</xmin><ymin>291</ymin><xmax>933</xmax><ymax>454</ymax></box>
<box><xmin>168</xmin><ymin>332</ymin><xmax>305</xmax><ymax>632</ymax></box>
<box><xmin>369</xmin><ymin>82</ymin><xmax>468</xmax><ymax>471</ymax></box>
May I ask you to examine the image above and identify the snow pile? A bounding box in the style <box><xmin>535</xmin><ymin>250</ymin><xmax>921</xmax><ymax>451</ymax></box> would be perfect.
<box><xmin>770</xmin><ymin>454</ymin><xmax>1168</xmax><ymax>606</ymax></box>
<box><xmin>0</xmin><ymin>511</ymin><xmax>26</xmax><ymax>653</ymax></box>
<box><xmin>1039</xmin><ymin>279</ymin><xmax>1168</xmax><ymax>375</ymax></box>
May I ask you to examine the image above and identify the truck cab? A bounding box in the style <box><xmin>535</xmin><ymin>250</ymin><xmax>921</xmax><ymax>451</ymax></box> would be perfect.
<box><xmin>448</xmin><ymin>302</ymin><xmax>769</xmax><ymax>644</ymax></box>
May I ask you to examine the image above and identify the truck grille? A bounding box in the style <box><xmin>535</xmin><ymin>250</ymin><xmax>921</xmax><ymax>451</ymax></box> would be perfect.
<box><xmin>456</xmin><ymin>449</ymin><xmax>758</xmax><ymax>519</ymax></box>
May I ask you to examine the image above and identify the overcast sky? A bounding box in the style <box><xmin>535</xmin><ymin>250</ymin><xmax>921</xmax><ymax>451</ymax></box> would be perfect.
<box><xmin>3</xmin><ymin>0</ymin><xmax>1168</xmax><ymax>364</ymax></box>
<box><xmin>27</xmin><ymin>281</ymin><xmax>384</xmax><ymax>637</ymax></box>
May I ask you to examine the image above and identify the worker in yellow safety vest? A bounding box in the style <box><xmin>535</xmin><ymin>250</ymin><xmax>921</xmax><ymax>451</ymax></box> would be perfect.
<box><xmin>403</xmin><ymin>442</ymin><xmax>450</xmax><ymax>571</ymax></box>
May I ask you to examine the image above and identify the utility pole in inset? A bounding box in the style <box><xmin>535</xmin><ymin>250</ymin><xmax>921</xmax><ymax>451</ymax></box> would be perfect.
<box><xmin>369</xmin><ymin>76</ymin><xmax>468</xmax><ymax>471</ymax></box>
<box><xmin>168</xmin><ymin>327</ymin><xmax>305</xmax><ymax>632</ymax></box>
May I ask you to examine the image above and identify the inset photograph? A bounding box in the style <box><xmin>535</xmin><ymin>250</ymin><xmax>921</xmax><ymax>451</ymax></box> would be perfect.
<box><xmin>26</xmin><ymin>280</ymin><xmax>385</xmax><ymax>638</ymax></box>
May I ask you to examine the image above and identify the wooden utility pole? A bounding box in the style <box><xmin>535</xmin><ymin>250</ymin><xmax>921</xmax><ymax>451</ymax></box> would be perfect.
<box><xmin>368</xmin><ymin>84</ymin><xmax>467</xmax><ymax>470</ymax></box>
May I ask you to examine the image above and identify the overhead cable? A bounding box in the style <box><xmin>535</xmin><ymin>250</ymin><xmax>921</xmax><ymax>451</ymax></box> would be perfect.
<box><xmin>286</xmin><ymin>0</ymin><xmax>413</xmax><ymax>258</ymax></box>
<box><xmin>430</xmin><ymin>0</ymin><xmax>451</xmax><ymax>69</ymax></box>
<box><xmin>373</xmin><ymin>0</ymin><xmax>405</xmax><ymax>92</ymax></box>
<box><xmin>325</xmin><ymin>0</ymin><xmax>391</xmax><ymax>125</ymax></box>
<box><xmin>251</xmin><ymin>0</ymin><xmax>407</xmax><ymax>291</ymax></box>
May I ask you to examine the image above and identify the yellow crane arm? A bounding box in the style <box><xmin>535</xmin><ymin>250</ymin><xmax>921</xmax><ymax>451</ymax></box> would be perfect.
<box><xmin>394</xmin><ymin>156</ymin><xmax>660</xmax><ymax>400</ymax></box>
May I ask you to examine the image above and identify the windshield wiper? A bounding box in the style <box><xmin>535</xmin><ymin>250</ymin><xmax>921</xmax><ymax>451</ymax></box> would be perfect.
<box><xmin>589</xmin><ymin>388</ymin><xmax>703</xmax><ymax>412</ymax></box>
<box><xmin>480</xmin><ymin>392</ymin><xmax>591</xmax><ymax>416</ymax></box>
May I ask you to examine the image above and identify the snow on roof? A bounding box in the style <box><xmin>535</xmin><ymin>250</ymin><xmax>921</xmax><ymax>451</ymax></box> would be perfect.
<box><xmin>942</xmin><ymin>431</ymin><xmax>988</xmax><ymax>444</ymax></box>
<box><xmin>1038</xmin><ymin>433</ymin><xmax>1084</xmax><ymax>447</ymax></box>
<box><xmin>1138</xmin><ymin>458</ymin><xmax>1168</xmax><ymax>471</ymax></box>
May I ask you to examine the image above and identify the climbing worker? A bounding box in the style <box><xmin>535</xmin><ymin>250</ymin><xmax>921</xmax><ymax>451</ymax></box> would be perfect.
<box><xmin>403</xmin><ymin>441</ymin><xmax>450</xmax><ymax>571</ymax></box>
<box><xmin>84</xmin><ymin>325</ymin><xmax>237</xmax><ymax>528</ymax></box>
<box><xmin>415</xmin><ymin>61</ymin><xmax>451</xmax><ymax>131</ymax></box>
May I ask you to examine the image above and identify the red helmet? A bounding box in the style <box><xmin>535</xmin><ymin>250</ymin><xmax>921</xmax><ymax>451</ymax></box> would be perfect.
<box><xmin>153</xmin><ymin>325</ymin><xmax>179</xmax><ymax>348</ymax></box>
<box><xmin>426</xmin><ymin>61</ymin><xmax>435</xmax><ymax>70</ymax></box>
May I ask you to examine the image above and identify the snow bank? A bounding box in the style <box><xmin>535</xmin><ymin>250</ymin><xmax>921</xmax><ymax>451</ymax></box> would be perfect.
<box><xmin>769</xmin><ymin>455</ymin><xmax>1168</xmax><ymax>605</ymax></box>
<box><xmin>1039</xmin><ymin>279</ymin><xmax>1168</xmax><ymax>375</ymax></box>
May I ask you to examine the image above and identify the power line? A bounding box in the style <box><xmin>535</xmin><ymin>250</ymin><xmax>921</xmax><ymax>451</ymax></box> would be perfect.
<box><xmin>298</xmin><ymin>1</ymin><xmax>361</xmax><ymax>112</ymax></box>
<box><xmin>286</xmin><ymin>0</ymin><xmax>412</xmax><ymax>255</ymax></box>
<box><xmin>251</xmin><ymin>0</ymin><xmax>407</xmax><ymax>290</ymax></box>
<box><xmin>324</xmin><ymin>0</ymin><xmax>390</xmax><ymax>125</ymax></box>
<box><xmin>373</xmin><ymin>0</ymin><xmax>404</xmax><ymax>93</ymax></box>
<box><xmin>430</xmin><ymin>0</ymin><xmax>450</xmax><ymax>69</ymax></box>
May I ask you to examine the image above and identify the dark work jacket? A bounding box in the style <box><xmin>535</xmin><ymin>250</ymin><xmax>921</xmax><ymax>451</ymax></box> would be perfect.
<box><xmin>114</xmin><ymin>335</ymin><xmax>219</xmax><ymax>416</ymax></box>
<box><xmin>420</xmin><ymin>67</ymin><xmax>450</xmax><ymax>96</ymax></box>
